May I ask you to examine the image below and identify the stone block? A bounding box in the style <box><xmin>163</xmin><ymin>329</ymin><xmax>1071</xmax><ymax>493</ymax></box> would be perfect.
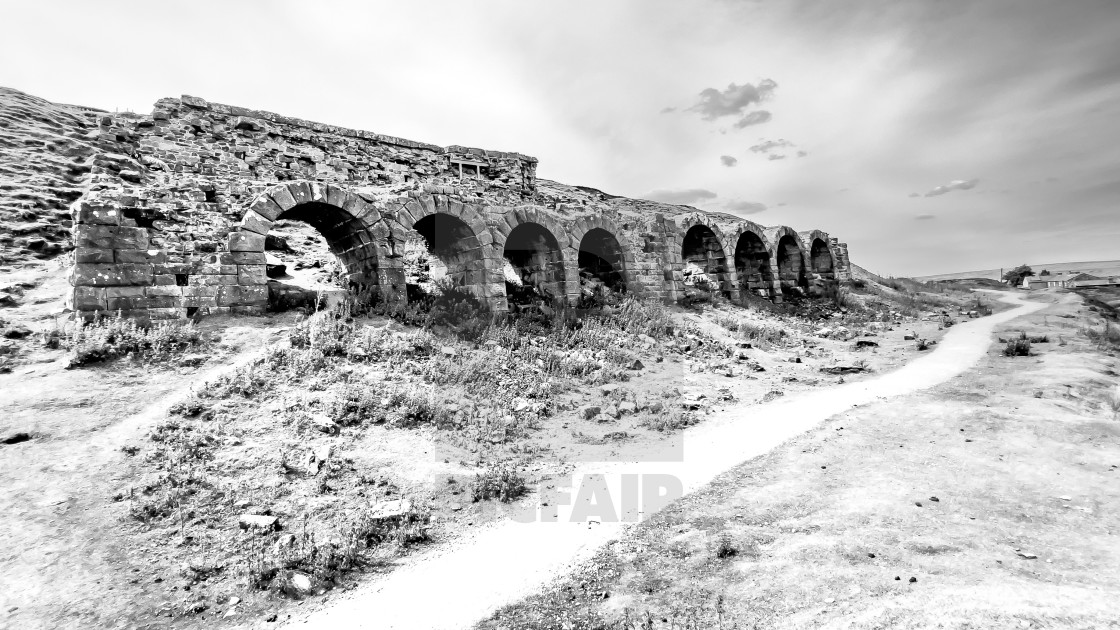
<box><xmin>237</xmin><ymin>264</ymin><xmax>267</xmax><ymax>285</ymax></box>
<box><xmin>182</xmin><ymin>286</ymin><xmax>220</xmax><ymax>297</ymax></box>
<box><xmin>104</xmin><ymin>286</ymin><xmax>148</xmax><ymax>298</ymax></box>
<box><xmin>147</xmin><ymin>308</ymin><xmax>183</xmax><ymax>321</ymax></box>
<box><xmin>74</xmin><ymin>203</ymin><xmax>120</xmax><ymax>225</ymax></box>
<box><xmin>74</xmin><ymin>225</ymin><xmax>149</xmax><ymax>250</ymax></box>
<box><xmin>183</xmin><ymin>295</ymin><xmax>219</xmax><ymax>308</ymax></box>
<box><xmin>108</xmin><ymin>295</ymin><xmax>177</xmax><ymax>310</ymax></box>
<box><xmin>71</xmin><ymin>263</ymin><xmax>154</xmax><ymax>287</ymax></box>
<box><xmin>116</xmin><ymin>249</ymin><xmax>168</xmax><ymax>264</ymax></box>
<box><xmin>223</xmin><ymin>251</ymin><xmax>266</xmax><ymax>265</ymax></box>
<box><xmin>153</xmin><ymin>274</ymin><xmax>177</xmax><ymax>286</ymax></box>
<box><xmin>270</xmin><ymin>185</ymin><xmax>298</xmax><ymax>211</ymax></box>
<box><xmin>239</xmin><ymin>210</ymin><xmax>272</xmax><ymax>235</ymax></box>
<box><xmin>188</xmin><ymin>274</ymin><xmax>238</xmax><ymax>286</ymax></box>
<box><xmin>228</xmin><ymin>231</ymin><xmax>265</xmax><ymax>252</ymax></box>
<box><xmin>217</xmin><ymin>285</ymin><xmax>268</xmax><ymax>307</ymax></box>
<box><xmin>73</xmin><ymin>287</ymin><xmax>107</xmax><ymax>310</ymax></box>
<box><xmin>75</xmin><ymin>248</ymin><xmax>114</xmax><ymax>264</ymax></box>
<box><xmin>250</xmin><ymin>195</ymin><xmax>284</xmax><ymax>221</ymax></box>
<box><xmin>287</xmin><ymin>181</ymin><xmax>312</xmax><ymax>206</ymax></box>
<box><xmin>145</xmin><ymin>286</ymin><xmax>183</xmax><ymax>297</ymax></box>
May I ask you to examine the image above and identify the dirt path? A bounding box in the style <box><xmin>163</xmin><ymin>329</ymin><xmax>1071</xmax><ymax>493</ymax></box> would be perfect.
<box><xmin>0</xmin><ymin>316</ymin><xmax>288</xmax><ymax>629</ymax></box>
<box><xmin>286</xmin><ymin>291</ymin><xmax>1046</xmax><ymax>630</ymax></box>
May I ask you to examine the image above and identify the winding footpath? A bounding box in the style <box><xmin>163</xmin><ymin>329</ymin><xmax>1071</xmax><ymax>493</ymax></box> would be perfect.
<box><xmin>289</xmin><ymin>291</ymin><xmax>1046</xmax><ymax>630</ymax></box>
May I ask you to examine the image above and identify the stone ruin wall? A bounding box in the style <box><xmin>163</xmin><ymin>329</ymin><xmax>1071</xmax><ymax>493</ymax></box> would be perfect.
<box><xmin>67</xmin><ymin>94</ymin><xmax>851</xmax><ymax>319</ymax></box>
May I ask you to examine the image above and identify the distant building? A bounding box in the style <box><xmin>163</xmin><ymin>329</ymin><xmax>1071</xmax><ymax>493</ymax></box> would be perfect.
<box><xmin>1027</xmin><ymin>272</ymin><xmax>1117</xmax><ymax>289</ymax></box>
<box><xmin>1070</xmin><ymin>275</ymin><xmax>1120</xmax><ymax>288</ymax></box>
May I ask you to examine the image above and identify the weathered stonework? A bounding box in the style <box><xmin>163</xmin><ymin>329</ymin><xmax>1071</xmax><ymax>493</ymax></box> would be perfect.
<box><xmin>67</xmin><ymin>94</ymin><xmax>851</xmax><ymax>319</ymax></box>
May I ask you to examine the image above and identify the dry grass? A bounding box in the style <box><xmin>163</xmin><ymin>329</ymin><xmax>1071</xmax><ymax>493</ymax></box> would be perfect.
<box><xmin>480</xmin><ymin>302</ymin><xmax>1120</xmax><ymax>630</ymax></box>
<box><xmin>43</xmin><ymin>312</ymin><xmax>207</xmax><ymax>366</ymax></box>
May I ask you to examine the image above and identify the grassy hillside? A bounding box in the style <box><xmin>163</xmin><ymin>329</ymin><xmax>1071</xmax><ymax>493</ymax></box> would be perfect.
<box><xmin>0</xmin><ymin>86</ymin><xmax>102</xmax><ymax>267</ymax></box>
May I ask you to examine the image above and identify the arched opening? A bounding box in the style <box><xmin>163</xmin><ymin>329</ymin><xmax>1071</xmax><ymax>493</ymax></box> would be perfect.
<box><xmin>402</xmin><ymin>213</ymin><xmax>485</xmax><ymax>303</ymax></box>
<box><xmin>681</xmin><ymin>224</ymin><xmax>731</xmax><ymax>299</ymax></box>
<box><xmin>503</xmin><ymin>222</ymin><xmax>566</xmax><ymax>310</ymax></box>
<box><xmin>577</xmin><ymin>228</ymin><xmax>627</xmax><ymax>305</ymax></box>
<box><xmin>734</xmin><ymin>231</ymin><xmax>774</xmax><ymax>299</ymax></box>
<box><xmin>265</xmin><ymin>201</ymin><xmax>379</xmax><ymax>310</ymax></box>
<box><xmin>776</xmin><ymin>234</ymin><xmax>807</xmax><ymax>297</ymax></box>
<box><xmin>810</xmin><ymin>238</ymin><xmax>835</xmax><ymax>278</ymax></box>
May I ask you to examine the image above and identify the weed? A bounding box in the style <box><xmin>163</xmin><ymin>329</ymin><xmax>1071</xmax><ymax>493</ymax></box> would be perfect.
<box><xmin>714</xmin><ymin>533</ymin><xmax>738</xmax><ymax>559</ymax></box>
<box><xmin>1083</xmin><ymin>322</ymin><xmax>1120</xmax><ymax>350</ymax></box>
<box><xmin>471</xmin><ymin>463</ymin><xmax>529</xmax><ymax>503</ymax></box>
<box><xmin>47</xmin><ymin>313</ymin><xmax>206</xmax><ymax>366</ymax></box>
<box><xmin>1003</xmin><ymin>336</ymin><xmax>1032</xmax><ymax>357</ymax></box>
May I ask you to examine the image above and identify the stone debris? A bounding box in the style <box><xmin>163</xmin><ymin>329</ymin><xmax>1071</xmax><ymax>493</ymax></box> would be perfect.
<box><xmin>238</xmin><ymin>514</ymin><xmax>279</xmax><ymax>532</ymax></box>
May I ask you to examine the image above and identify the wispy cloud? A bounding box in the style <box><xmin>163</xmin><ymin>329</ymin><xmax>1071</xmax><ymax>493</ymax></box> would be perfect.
<box><xmin>767</xmin><ymin>154</ymin><xmax>786</xmax><ymax>161</ymax></box>
<box><xmin>733</xmin><ymin>110</ymin><xmax>772</xmax><ymax>128</ymax></box>
<box><xmin>915</xmin><ymin>214</ymin><xmax>936</xmax><ymax>220</ymax></box>
<box><xmin>749</xmin><ymin>139</ymin><xmax>794</xmax><ymax>154</ymax></box>
<box><xmin>643</xmin><ymin>188</ymin><xmax>718</xmax><ymax>205</ymax></box>
<box><xmin>687</xmin><ymin>79</ymin><xmax>777</xmax><ymax>128</ymax></box>
<box><xmin>659</xmin><ymin>106</ymin><xmax>677</xmax><ymax>114</ymax></box>
<box><xmin>725</xmin><ymin>200</ymin><xmax>767</xmax><ymax>214</ymax></box>
<box><xmin>720</xmin><ymin>155</ymin><xmax>738</xmax><ymax>167</ymax></box>
<box><xmin>923</xmin><ymin>178</ymin><xmax>980</xmax><ymax>197</ymax></box>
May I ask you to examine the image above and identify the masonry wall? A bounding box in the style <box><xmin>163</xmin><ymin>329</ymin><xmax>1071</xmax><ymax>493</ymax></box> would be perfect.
<box><xmin>68</xmin><ymin>94</ymin><xmax>849</xmax><ymax>320</ymax></box>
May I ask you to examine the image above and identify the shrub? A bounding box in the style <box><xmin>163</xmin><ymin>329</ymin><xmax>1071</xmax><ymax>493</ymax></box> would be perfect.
<box><xmin>714</xmin><ymin>533</ymin><xmax>738</xmax><ymax>559</ymax></box>
<box><xmin>1003</xmin><ymin>336</ymin><xmax>1031</xmax><ymax>357</ymax></box>
<box><xmin>50</xmin><ymin>313</ymin><xmax>206</xmax><ymax>366</ymax></box>
<box><xmin>471</xmin><ymin>463</ymin><xmax>528</xmax><ymax>503</ymax></box>
<box><xmin>1084</xmin><ymin>322</ymin><xmax>1120</xmax><ymax>350</ymax></box>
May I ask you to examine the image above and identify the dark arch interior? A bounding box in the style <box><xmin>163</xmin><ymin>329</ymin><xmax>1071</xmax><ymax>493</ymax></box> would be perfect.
<box><xmin>810</xmin><ymin>238</ymin><xmax>834</xmax><ymax>277</ymax></box>
<box><xmin>578</xmin><ymin>228</ymin><xmax>627</xmax><ymax>295</ymax></box>
<box><xmin>776</xmin><ymin>234</ymin><xmax>807</xmax><ymax>296</ymax></box>
<box><xmin>265</xmin><ymin>201</ymin><xmax>380</xmax><ymax>307</ymax></box>
<box><xmin>404</xmin><ymin>213</ymin><xmax>484</xmax><ymax>301</ymax></box>
<box><xmin>681</xmin><ymin>224</ymin><xmax>731</xmax><ymax>298</ymax></box>
<box><xmin>504</xmin><ymin>222</ymin><xmax>566</xmax><ymax>307</ymax></box>
<box><xmin>734</xmin><ymin>231</ymin><xmax>773</xmax><ymax>298</ymax></box>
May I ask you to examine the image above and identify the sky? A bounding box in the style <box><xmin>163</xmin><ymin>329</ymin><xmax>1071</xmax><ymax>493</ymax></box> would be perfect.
<box><xmin>2</xmin><ymin>0</ymin><xmax>1118</xmax><ymax>276</ymax></box>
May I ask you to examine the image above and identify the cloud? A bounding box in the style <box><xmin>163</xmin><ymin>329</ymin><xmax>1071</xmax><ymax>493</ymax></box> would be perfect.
<box><xmin>659</xmin><ymin>106</ymin><xmax>677</xmax><ymax>114</ymax></box>
<box><xmin>725</xmin><ymin>200</ymin><xmax>767</xmax><ymax>215</ymax></box>
<box><xmin>687</xmin><ymin>79</ymin><xmax>777</xmax><ymax>128</ymax></box>
<box><xmin>923</xmin><ymin>178</ymin><xmax>980</xmax><ymax>197</ymax></box>
<box><xmin>720</xmin><ymin>155</ymin><xmax>738</xmax><ymax>167</ymax></box>
<box><xmin>915</xmin><ymin>214</ymin><xmax>936</xmax><ymax>220</ymax></box>
<box><xmin>749</xmin><ymin>139</ymin><xmax>793</xmax><ymax>154</ymax></box>
<box><xmin>796</xmin><ymin>150</ymin><xmax>808</xmax><ymax>158</ymax></box>
<box><xmin>767</xmin><ymin>153</ymin><xmax>786</xmax><ymax>161</ymax></box>
<box><xmin>643</xmin><ymin>188</ymin><xmax>718</xmax><ymax>205</ymax></box>
<box><xmin>908</xmin><ymin>192</ymin><xmax>920</xmax><ymax>198</ymax></box>
<box><xmin>733</xmin><ymin>110</ymin><xmax>773</xmax><ymax>128</ymax></box>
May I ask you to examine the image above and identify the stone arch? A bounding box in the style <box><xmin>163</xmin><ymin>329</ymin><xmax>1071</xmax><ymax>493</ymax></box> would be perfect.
<box><xmin>731</xmin><ymin>223</ymin><xmax>776</xmax><ymax>300</ymax></box>
<box><xmin>798</xmin><ymin>229</ymin><xmax>836</xmax><ymax>277</ymax></box>
<box><xmin>233</xmin><ymin>181</ymin><xmax>388</xmax><ymax>303</ymax></box>
<box><xmin>571</xmin><ymin>216</ymin><xmax>636</xmax><ymax>297</ymax></box>
<box><xmin>493</xmin><ymin>208</ymin><xmax>570</xmax><ymax>309</ymax></box>
<box><xmin>798</xmin><ymin>229</ymin><xmax>837</xmax><ymax>297</ymax></box>
<box><xmin>764</xmin><ymin>225</ymin><xmax>808</xmax><ymax>298</ymax></box>
<box><xmin>385</xmin><ymin>194</ymin><xmax>495</xmax><ymax>305</ymax></box>
<box><xmin>679</xmin><ymin>216</ymin><xmax>738</xmax><ymax>300</ymax></box>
